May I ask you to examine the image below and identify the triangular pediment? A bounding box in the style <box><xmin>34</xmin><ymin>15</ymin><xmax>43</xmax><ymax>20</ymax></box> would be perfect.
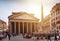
<box><xmin>12</xmin><ymin>14</ymin><xmax>37</xmax><ymax>20</ymax></box>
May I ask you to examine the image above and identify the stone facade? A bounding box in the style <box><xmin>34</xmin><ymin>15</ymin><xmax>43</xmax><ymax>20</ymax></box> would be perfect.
<box><xmin>0</xmin><ymin>19</ymin><xmax>7</xmax><ymax>31</ymax></box>
<box><xmin>8</xmin><ymin>12</ymin><xmax>39</xmax><ymax>35</ymax></box>
<box><xmin>51</xmin><ymin>3</ymin><xmax>60</xmax><ymax>33</ymax></box>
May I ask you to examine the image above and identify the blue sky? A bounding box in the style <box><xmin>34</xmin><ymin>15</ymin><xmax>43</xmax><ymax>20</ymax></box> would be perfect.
<box><xmin>0</xmin><ymin>0</ymin><xmax>60</xmax><ymax>24</ymax></box>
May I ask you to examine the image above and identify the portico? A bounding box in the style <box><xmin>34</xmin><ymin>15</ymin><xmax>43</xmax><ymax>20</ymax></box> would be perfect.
<box><xmin>8</xmin><ymin>12</ymin><xmax>39</xmax><ymax>35</ymax></box>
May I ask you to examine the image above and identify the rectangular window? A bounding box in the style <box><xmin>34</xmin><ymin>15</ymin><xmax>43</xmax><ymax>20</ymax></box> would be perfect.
<box><xmin>59</xmin><ymin>26</ymin><xmax>60</xmax><ymax>29</ymax></box>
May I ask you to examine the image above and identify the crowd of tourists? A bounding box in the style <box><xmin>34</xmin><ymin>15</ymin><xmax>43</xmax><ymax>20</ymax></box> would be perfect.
<box><xmin>0</xmin><ymin>31</ymin><xmax>60</xmax><ymax>41</ymax></box>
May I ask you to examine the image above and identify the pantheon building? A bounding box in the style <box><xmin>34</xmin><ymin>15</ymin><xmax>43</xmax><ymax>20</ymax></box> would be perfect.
<box><xmin>8</xmin><ymin>12</ymin><xmax>39</xmax><ymax>35</ymax></box>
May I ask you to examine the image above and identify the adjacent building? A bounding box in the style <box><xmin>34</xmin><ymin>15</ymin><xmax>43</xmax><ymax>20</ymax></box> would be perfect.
<box><xmin>0</xmin><ymin>19</ymin><xmax>7</xmax><ymax>31</ymax></box>
<box><xmin>51</xmin><ymin>3</ymin><xmax>60</xmax><ymax>33</ymax></box>
<box><xmin>40</xmin><ymin>3</ymin><xmax>60</xmax><ymax>34</ymax></box>
<box><xmin>8</xmin><ymin>12</ymin><xmax>39</xmax><ymax>35</ymax></box>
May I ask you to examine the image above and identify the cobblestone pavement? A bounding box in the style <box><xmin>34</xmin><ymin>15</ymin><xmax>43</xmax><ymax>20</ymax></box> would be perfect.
<box><xmin>0</xmin><ymin>35</ymin><xmax>60</xmax><ymax>41</ymax></box>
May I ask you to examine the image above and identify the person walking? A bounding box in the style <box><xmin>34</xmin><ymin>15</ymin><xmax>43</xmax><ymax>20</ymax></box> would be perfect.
<box><xmin>55</xmin><ymin>34</ymin><xmax>58</xmax><ymax>41</ymax></box>
<box><xmin>6</xmin><ymin>32</ymin><xmax>11</xmax><ymax>40</ymax></box>
<box><xmin>47</xmin><ymin>35</ymin><xmax>51</xmax><ymax>41</ymax></box>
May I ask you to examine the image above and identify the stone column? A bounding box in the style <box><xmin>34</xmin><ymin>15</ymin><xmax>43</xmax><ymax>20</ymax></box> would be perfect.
<box><xmin>50</xmin><ymin>19</ymin><xmax>51</xmax><ymax>32</ymax></box>
<box><xmin>30</xmin><ymin>22</ymin><xmax>32</xmax><ymax>33</ymax></box>
<box><xmin>36</xmin><ymin>23</ymin><xmax>37</xmax><ymax>32</ymax></box>
<box><xmin>14</xmin><ymin>22</ymin><xmax>16</xmax><ymax>34</ymax></box>
<box><xmin>36</xmin><ymin>23</ymin><xmax>38</xmax><ymax>32</ymax></box>
<box><xmin>27</xmin><ymin>22</ymin><xmax>28</xmax><ymax>33</ymax></box>
<box><xmin>9</xmin><ymin>22</ymin><xmax>12</xmax><ymax>34</ymax></box>
<box><xmin>34</xmin><ymin>23</ymin><xmax>36</xmax><ymax>32</ymax></box>
<box><xmin>18</xmin><ymin>22</ymin><xmax>20</xmax><ymax>34</ymax></box>
<box><xmin>23</xmin><ymin>22</ymin><xmax>24</xmax><ymax>34</ymax></box>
